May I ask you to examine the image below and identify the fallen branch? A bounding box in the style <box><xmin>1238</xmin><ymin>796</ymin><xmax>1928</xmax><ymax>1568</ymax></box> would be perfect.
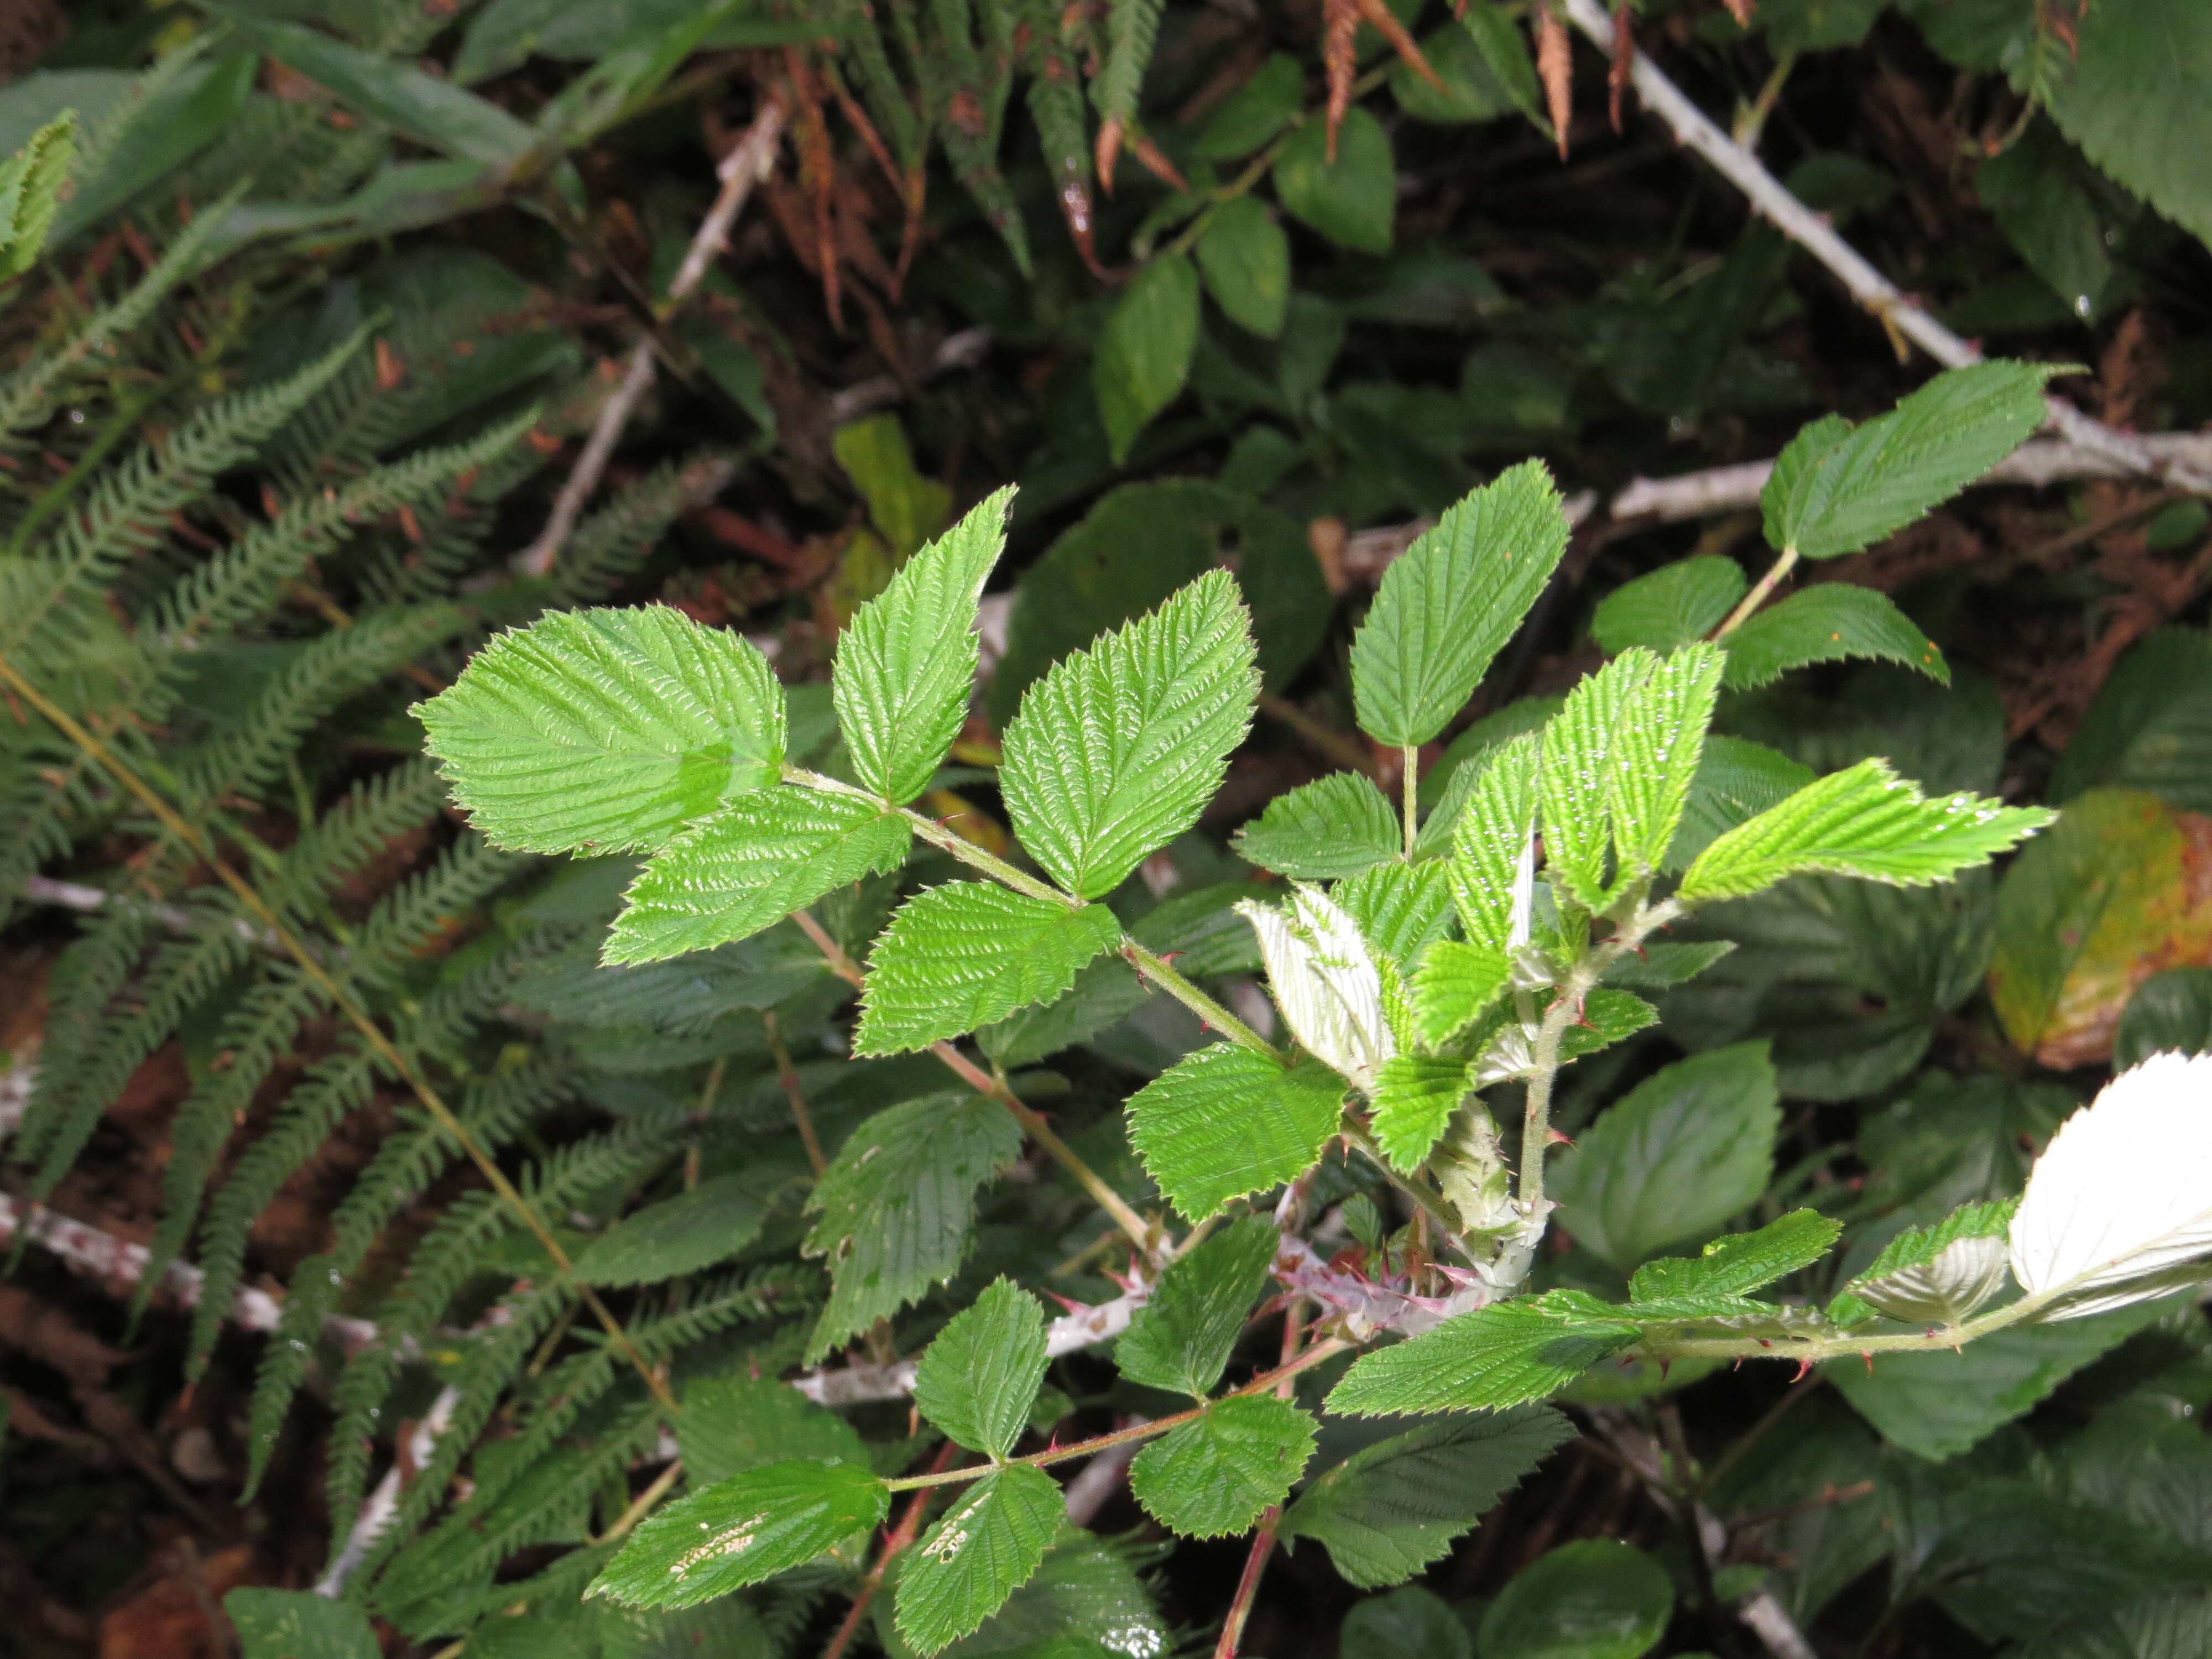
<box><xmin>1559</xmin><ymin>0</ymin><xmax>2212</xmax><ymax>498</ymax></box>
<box><xmin>793</xmin><ymin>1282</ymin><xmax>1148</xmax><ymax>1406</ymax></box>
<box><xmin>513</xmin><ymin>98</ymin><xmax>786</xmax><ymax>578</ymax></box>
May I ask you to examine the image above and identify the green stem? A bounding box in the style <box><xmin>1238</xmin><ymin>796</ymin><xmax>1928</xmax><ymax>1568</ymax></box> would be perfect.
<box><xmin>1714</xmin><ymin>546</ymin><xmax>1799</xmax><ymax>638</ymax></box>
<box><xmin>1636</xmin><ymin>1286</ymin><xmax>2057</xmax><ymax>1365</ymax></box>
<box><xmin>1122</xmin><ymin>940</ymin><xmax>1278</xmax><ymax>1058</ymax></box>
<box><xmin>1400</xmin><ymin>747</ymin><xmax>1420</xmax><ymax>860</ymax></box>
<box><xmin>883</xmin><ymin>1340</ymin><xmax>1350</xmax><ymax>1493</ymax></box>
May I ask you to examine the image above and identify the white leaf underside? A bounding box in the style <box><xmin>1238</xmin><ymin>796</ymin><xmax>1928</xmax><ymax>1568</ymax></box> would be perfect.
<box><xmin>1239</xmin><ymin>885</ymin><xmax>1395</xmax><ymax>1091</ymax></box>
<box><xmin>2011</xmin><ymin>1051</ymin><xmax>2212</xmax><ymax>1318</ymax></box>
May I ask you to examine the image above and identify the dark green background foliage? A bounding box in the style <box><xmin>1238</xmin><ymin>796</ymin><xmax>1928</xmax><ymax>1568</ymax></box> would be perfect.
<box><xmin>3</xmin><ymin>1</ymin><xmax>2212</xmax><ymax>1657</ymax></box>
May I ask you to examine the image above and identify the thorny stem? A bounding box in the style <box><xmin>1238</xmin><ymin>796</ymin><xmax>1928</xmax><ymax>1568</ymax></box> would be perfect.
<box><xmin>788</xmin><ymin>907</ymin><xmax>1160</xmax><ymax>1258</ymax></box>
<box><xmin>1714</xmin><ymin>546</ymin><xmax>1799</xmax><ymax>638</ymax></box>
<box><xmin>1635</xmin><ymin>1280</ymin><xmax>2063</xmax><ymax>1365</ymax></box>
<box><xmin>881</xmin><ymin>1340</ymin><xmax>1350</xmax><ymax>1494</ymax></box>
<box><xmin>766</xmin><ymin>1014</ymin><xmax>827</xmax><ymax>1176</ymax></box>
<box><xmin>1214</xmin><ymin>1513</ymin><xmax>1282</xmax><ymax>1659</ymax></box>
<box><xmin>0</xmin><ymin>654</ymin><xmax>682</xmax><ymax>1418</ymax></box>
<box><xmin>786</xmin><ymin>766</ymin><xmax>1281</xmax><ymax>1060</ymax></box>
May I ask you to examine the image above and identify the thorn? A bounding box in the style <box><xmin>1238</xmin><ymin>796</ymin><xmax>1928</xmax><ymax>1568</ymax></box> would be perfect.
<box><xmin>1042</xmin><ymin>1291</ymin><xmax>1085</xmax><ymax>1314</ymax></box>
<box><xmin>1863</xmin><ymin>1352</ymin><xmax>1876</xmax><ymax>1374</ymax></box>
<box><xmin>1790</xmin><ymin>1358</ymin><xmax>1813</xmax><ymax>1383</ymax></box>
<box><xmin>1657</xmin><ymin>1359</ymin><xmax>1671</xmax><ymax>1381</ymax></box>
<box><xmin>1757</xmin><ymin>1338</ymin><xmax>1771</xmax><ymax>1348</ymax></box>
<box><xmin>1545</xmin><ymin>1128</ymin><xmax>1575</xmax><ymax>1147</ymax></box>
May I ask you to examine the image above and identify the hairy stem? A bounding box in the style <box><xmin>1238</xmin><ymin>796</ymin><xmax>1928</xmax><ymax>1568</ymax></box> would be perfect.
<box><xmin>1714</xmin><ymin>546</ymin><xmax>1798</xmax><ymax>638</ymax></box>
<box><xmin>1401</xmin><ymin>746</ymin><xmax>1420</xmax><ymax>860</ymax></box>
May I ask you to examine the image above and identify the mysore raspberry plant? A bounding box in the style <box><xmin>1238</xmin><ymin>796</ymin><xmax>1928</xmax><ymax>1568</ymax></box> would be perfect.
<box><xmin>409</xmin><ymin>354</ymin><xmax>2212</xmax><ymax>1655</ymax></box>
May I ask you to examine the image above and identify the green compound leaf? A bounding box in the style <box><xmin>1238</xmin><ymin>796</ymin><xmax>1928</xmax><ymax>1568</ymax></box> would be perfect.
<box><xmin>1760</xmin><ymin>362</ymin><xmax>2057</xmax><ymax>560</ymax></box>
<box><xmin>1606</xmin><ymin>643</ymin><xmax>1725</xmax><ymax>880</ymax></box>
<box><xmin>1129</xmin><ymin>1394</ymin><xmax>1317</xmax><ymax>1538</ymax></box>
<box><xmin>416</xmin><ymin>606</ymin><xmax>785</xmax><ymax>855</ymax></box>
<box><xmin>1333</xmin><ymin>860</ymin><xmax>1457</xmax><ymax>975</ymax></box>
<box><xmin>591</xmin><ymin>1458</ymin><xmax>889</xmax><ymax>1610</ymax></box>
<box><xmin>1590</xmin><ymin>556</ymin><xmax>1746</xmax><ymax>655</ymax></box>
<box><xmin>1233</xmin><ymin>771</ymin><xmax>1401</xmax><ymax>879</ymax></box>
<box><xmin>1000</xmin><ymin>569</ymin><xmax>1259</xmax><ymax>900</ymax></box>
<box><xmin>1327</xmin><ymin>1301</ymin><xmax>1638</xmax><ymax>1417</ymax></box>
<box><xmin>1351</xmin><ymin>462</ymin><xmax>1570</xmax><ymax>748</ymax></box>
<box><xmin>1677</xmin><ymin>757</ymin><xmax>2054</xmax><ymax>904</ymax></box>
<box><xmin>804</xmin><ymin>1093</ymin><xmax>1024</xmax><ymax>1361</ymax></box>
<box><xmin>1665</xmin><ymin>736</ymin><xmax>1815</xmax><ymax>873</ymax></box>
<box><xmin>1094</xmin><ymin>251</ymin><xmax>1201</xmax><ymax>464</ymax></box>
<box><xmin>677</xmin><ymin>1374</ymin><xmax>866</xmax><ymax>1488</ymax></box>
<box><xmin>1196</xmin><ymin>195</ymin><xmax>1291</xmax><ymax>338</ymax></box>
<box><xmin>914</xmin><ymin>1278</ymin><xmax>1050</xmax><ymax>1460</ymax></box>
<box><xmin>607</xmin><ymin>790</ymin><xmax>909</xmax><ymax>963</ymax></box>
<box><xmin>1449</xmin><ymin>733</ymin><xmax>1541</xmax><ymax>952</ymax></box>
<box><xmin>1117</xmin><ymin>1217</ymin><xmax>1281</xmax><ymax>1397</ymax></box>
<box><xmin>856</xmin><ymin>885</ymin><xmax>1122</xmax><ymax>1055</ymax></box>
<box><xmin>1479</xmin><ymin>1540</ymin><xmax>1673</xmax><ymax>1659</ymax></box>
<box><xmin>1281</xmin><ymin>1406</ymin><xmax>1573</xmax><ymax>1588</ymax></box>
<box><xmin>833</xmin><ymin>488</ymin><xmax>1011</xmax><ymax>806</ymax></box>
<box><xmin>894</xmin><ymin>1465</ymin><xmax>1064</xmax><ymax>1656</ymax></box>
<box><xmin>1408</xmin><ymin>940</ymin><xmax>1512</xmax><ymax>1050</ymax></box>
<box><xmin>1630</xmin><ymin>1209</ymin><xmax>1843</xmax><ymax>1303</ymax></box>
<box><xmin>572</xmin><ymin>1175</ymin><xmax>764</xmax><ymax>1286</ymax></box>
<box><xmin>1128</xmin><ymin>1044</ymin><xmax>1347</xmax><ymax>1222</ymax></box>
<box><xmin>1539</xmin><ymin>648</ymin><xmax>1655</xmax><ymax>911</ymax></box>
<box><xmin>1833</xmin><ymin>1198</ymin><xmax>2016</xmax><ymax>1328</ymax></box>
<box><xmin>1550</xmin><ymin>1042</ymin><xmax>1780</xmax><ymax>1274</ymax></box>
<box><xmin>1721</xmin><ymin>583</ymin><xmax>1949</xmax><ymax>691</ymax></box>
<box><xmin>1370</xmin><ymin>1053</ymin><xmax>1475</xmax><ymax>1173</ymax></box>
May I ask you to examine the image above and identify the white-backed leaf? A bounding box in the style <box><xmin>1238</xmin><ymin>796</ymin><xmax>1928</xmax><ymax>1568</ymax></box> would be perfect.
<box><xmin>1129</xmin><ymin>1395</ymin><xmax>1317</xmax><ymax>1538</ymax></box>
<box><xmin>1448</xmin><ymin>733</ymin><xmax>1541</xmax><ymax>952</ymax></box>
<box><xmin>1678</xmin><ymin>758</ymin><xmax>2054</xmax><ymax>904</ymax></box>
<box><xmin>857</xmin><ymin>884</ymin><xmax>1122</xmax><ymax>1054</ymax></box>
<box><xmin>1000</xmin><ymin>568</ymin><xmax>1259</xmax><ymax>899</ymax></box>
<box><xmin>1350</xmin><ymin>461</ymin><xmax>1571</xmax><ymax>747</ymax></box>
<box><xmin>834</xmin><ymin>488</ymin><xmax>1012</xmax><ymax>805</ymax></box>
<box><xmin>894</xmin><ymin>1465</ymin><xmax>1062</xmax><ymax>1655</ymax></box>
<box><xmin>2011</xmin><ymin>1053</ymin><xmax>2212</xmax><ymax>1318</ymax></box>
<box><xmin>590</xmin><ymin>1459</ymin><xmax>889</xmax><ymax>1609</ymax></box>
<box><xmin>1722</xmin><ymin>584</ymin><xmax>1949</xmax><ymax>690</ymax></box>
<box><xmin>1234</xmin><ymin>771</ymin><xmax>1401</xmax><ymax>879</ymax></box>
<box><xmin>804</xmin><ymin>1093</ymin><xmax>1024</xmax><ymax>1360</ymax></box>
<box><xmin>1128</xmin><ymin>1044</ymin><xmax>1347</xmax><ymax>1221</ymax></box>
<box><xmin>913</xmin><ymin>1278</ymin><xmax>1050</xmax><ymax>1459</ymax></box>
<box><xmin>1333</xmin><ymin>860</ymin><xmax>1456</xmax><ymax>974</ymax></box>
<box><xmin>1837</xmin><ymin>1199</ymin><xmax>2016</xmax><ymax>1327</ymax></box>
<box><xmin>1240</xmin><ymin>886</ymin><xmax>1395</xmax><ymax>1089</ymax></box>
<box><xmin>416</xmin><ymin>606</ymin><xmax>785</xmax><ymax>854</ymax></box>
<box><xmin>607</xmin><ymin>790</ymin><xmax>910</xmax><ymax>963</ymax></box>
<box><xmin>1761</xmin><ymin>362</ymin><xmax>2057</xmax><ymax>559</ymax></box>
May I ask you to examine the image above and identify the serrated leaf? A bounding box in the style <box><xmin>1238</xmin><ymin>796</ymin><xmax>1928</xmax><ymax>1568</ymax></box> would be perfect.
<box><xmin>1721</xmin><ymin>584</ymin><xmax>1949</xmax><ymax>690</ymax></box>
<box><xmin>878</xmin><ymin>1529</ymin><xmax>1169</xmax><ymax>1659</ymax></box>
<box><xmin>914</xmin><ymin>1279</ymin><xmax>1050</xmax><ymax>1459</ymax></box>
<box><xmin>1590</xmin><ymin>556</ymin><xmax>1746</xmax><ymax>655</ymax></box>
<box><xmin>606</xmin><ymin>790</ymin><xmax>910</xmax><ymax>963</ymax></box>
<box><xmin>678</xmin><ymin>1375</ymin><xmax>867</xmax><ymax>1489</ymax></box>
<box><xmin>1449</xmin><ymin>734</ymin><xmax>1541</xmax><ymax>952</ymax></box>
<box><xmin>1835</xmin><ymin>1199</ymin><xmax>2015</xmax><ymax>1327</ymax></box>
<box><xmin>1128</xmin><ymin>1044</ymin><xmax>1347</xmax><ymax>1221</ymax></box>
<box><xmin>0</xmin><ymin>113</ymin><xmax>75</xmax><ymax>284</ymax></box>
<box><xmin>1480</xmin><ymin>1540</ymin><xmax>1673</xmax><ymax>1659</ymax></box>
<box><xmin>1370</xmin><ymin>1054</ymin><xmax>1475</xmax><ymax>1173</ymax></box>
<box><xmin>1129</xmin><ymin>1394</ymin><xmax>1317</xmax><ymax>1538</ymax></box>
<box><xmin>1760</xmin><ymin>362</ymin><xmax>2057</xmax><ymax>559</ymax></box>
<box><xmin>1240</xmin><ymin>886</ymin><xmax>1396</xmax><ymax>1088</ymax></box>
<box><xmin>857</xmin><ymin>885</ymin><xmax>1122</xmax><ymax>1055</ymax></box>
<box><xmin>416</xmin><ymin>607</ymin><xmax>786</xmax><ymax>854</ymax></box>
<box><xmin>1550</xmin><ymin>1043</ymin><xmax>1781</xmax><ymax>1273</ymax></box>
<box><xmin>834</xmin><ymin>488</ymin><xmax>1011</xmax><ymax>805</ymax></box>
<box><xmin>977</xmin><ymin>956</ymin><xmax>1150</xmax><ymax>1068</ymax></box>
<box><xmin>1130</xmin><ymin>881</ymin><xmax>1271</xmax><ymax>977</ymax></box>
<box><xmin>1554</xmin><ymin>988</ymin><xmax>1659</xmax><ymax>1066</ymax></box>
<box><xmin>1273</xmin><ymin>105</ymin><xmax>1395</xmax><ymax>254</ymax></box>
<box><xmin>1094</xmin><ymin>252</ymin><xmax>1201</xmax><ymax>464</ymax></box>
<box><xmin>2010</xmin><ymin>1052</ymin><xmax>2212</xmax><ymax>1318</ymax></box>
<box><xmin>1665</xmin><ymin>737</ymin><xmax>1814</xmax><ymax>874</ymax></box>
<box><xmin>1327</xmin><ymin>1302</ymin><xmax>1638</xmax><ymax>1417</ymax></box>
<box><xmin>1350</xmin><ymin>462</ymin><xmax>1570</xmax><ymax>748</ymax></box>
<box><xmin>1540</xmin><ymin>649</ymin><xmax>1655</xmax><ymax>911</ymax></box>
<box><xmin>804</xmin><ymin>1093</ymin><xmax>1024</xmax><ymax>1360</ymax></box>
<box><xmin>1233</xmin><ymin>771</ymin><xmax>1401</xmax><ymax>879</ymax></box>
<box><xmin>1408</xmin><ymin>941</ymin><xmax>1512</xmax><ymax>1050</ymax></box>
<box><xmin>572</xmin><ymin>1175</ymin><xmax>764</xmax><ymax>1286</ymax></box>
<box><xmin>1599</xmin><ymin>939</ymin><xmax>1735</xmax><ymax>992</ymax></box>
<box><xmin>1332</xmin><ymin>861</ymin><xmax>1456</xmax><ymax>974</ymax></box>
<box><xmin>1606</xmin><ymin>643</ymin><xmax>1725</xmax><ymax>879</ymax></box>
<box><xmin>1280</xmin><ymin>1406</ymin><xmax>1572</xmax><ymax>1588</ymax></box>
<box><xmin>591</xmin><ymin>1459</ymin><xmax>889</xmax><ymax>1609</ymax></box>
<box><xmin>1117</xmin><ymin>1218</ymin><xmax>1280</xmax><ymax>1397</ymax></box>
<box><xmin>1631</xmin><ymin>1209</ymin><xmax>1842</xmax><ymax>1303</ymax></box>
<box><xmin>1677</xmin><ymin>757</ymin><xmax>2054</xmax><ymax>904</ymax></box>
<box><xmin>894</xmin><ymin>1466</ymin><xmax>1062</xmax><ymax>1656</ymax></box>
<box><xmin>1000</xmin><ymin>570</ymin><xmax>1259</xmax><ymax>899</ymax></box>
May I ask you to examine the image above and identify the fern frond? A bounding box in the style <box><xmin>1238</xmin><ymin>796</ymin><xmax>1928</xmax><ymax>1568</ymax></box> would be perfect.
<box><xmin>548</xmin><ymin>450</ymin><xmax>739</xmax><ymax>608</ymax></box>
<box><xmin>11</xmin><ymin>902</ymin><xmax>163</xmax><ymax>1173</ymax></box>
<box><xmin>1097</xmin><ymin>0</ymin><xmax>1166</xmax><ymax>131</ymax></box>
